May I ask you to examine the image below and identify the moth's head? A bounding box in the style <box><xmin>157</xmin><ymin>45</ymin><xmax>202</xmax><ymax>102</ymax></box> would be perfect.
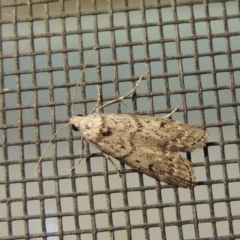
<box><xmin>70</xmin><ymin>114</ymin><xmax>106</xmax><ymax>140</ymax></box>
<box><xmin>71</xmin><ymin>114</ymin><xmax>83</xmax><ymax>131</ymax></box>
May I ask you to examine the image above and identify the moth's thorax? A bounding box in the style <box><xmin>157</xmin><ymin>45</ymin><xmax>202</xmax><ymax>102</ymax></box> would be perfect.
<box><xmin>70</xmin><ymin>114</ymin><xmax>106</xmax><ymax>140</ymax></box>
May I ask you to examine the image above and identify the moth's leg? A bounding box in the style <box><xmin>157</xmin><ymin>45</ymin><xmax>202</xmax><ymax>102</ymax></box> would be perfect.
<box><xmin>163</xmin><ymin>107</ymin><xmax>178</xmax><ymax>118</ymax></box>
<box><xmin>70</xmin><ymin>137</ymin><xmax>85</xmax><ymax>171</ymax></box>
<box><xmin>105</xmin><ymin>155</ymin><xmax>122</xmax><ymax>178</ymax></box>
<box><xmin>94</xmin><ymin>75</ymin><xmax>144</xmax><ymax>113</ymax></box>
<box><xmin>90</xmin><ymin>84</ymin><xmax>103</xmax><ymax>114</ymax></box>
<box><xmin>72</xmin><ymin>47</ymin><xmax>98</xmax><ymax>116</ymax></box>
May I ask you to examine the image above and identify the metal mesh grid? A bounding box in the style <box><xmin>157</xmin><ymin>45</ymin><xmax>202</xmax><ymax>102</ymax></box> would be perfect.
<box><xmin>0</xmin><ymin>0</ymin><xmax>240</xmax><ymax>239</ymax></box>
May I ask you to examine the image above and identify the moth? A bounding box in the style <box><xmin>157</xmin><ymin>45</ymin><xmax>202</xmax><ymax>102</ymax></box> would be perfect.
<box><xmin>37</xmin><ymin>49</ymin><xmax>209</xmax><ymax>188</ymax></box>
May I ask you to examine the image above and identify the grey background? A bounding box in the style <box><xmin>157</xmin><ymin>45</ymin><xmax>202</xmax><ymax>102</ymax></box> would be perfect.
<box><xmin>0</xmin><ymin>0</ymin><xmax>240</xmax><ymax>240</ymax></box>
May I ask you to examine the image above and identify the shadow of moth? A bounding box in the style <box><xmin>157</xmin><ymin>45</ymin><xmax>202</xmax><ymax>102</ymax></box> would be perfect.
<box><xmin>37</xmin><ymin>48</ymin><xmax>209</xmax><ymax>188</ymax></box>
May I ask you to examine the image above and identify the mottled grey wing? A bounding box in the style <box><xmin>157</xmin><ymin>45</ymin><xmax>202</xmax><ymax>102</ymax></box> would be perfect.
<box><xmin>82</xmin><ymin>113</ymin><xmax>206</xmax><ymax>188</ymax></box>
<box><xmin>90</xmin><ymin>133</ymin><xmax>196</xmax><ymax>187</ymax></box>
<box><xmin>73</xmin><ymin>114</ymin><xmax>209</xmax><ymax>153</ymax></box>
<box><xmin>119</xmin><ymin>145</ymin><xmax>196</xmax><ymax>188</ymax></box>
<box><xmin>130</xmin><ymin>115</ymin><xmax>209</xmax><ymax>152</ymax></box>
<box><xmin>99</xmin><ymin>114</ymin><xmax>209</xmax><ymax>152</ymax></box>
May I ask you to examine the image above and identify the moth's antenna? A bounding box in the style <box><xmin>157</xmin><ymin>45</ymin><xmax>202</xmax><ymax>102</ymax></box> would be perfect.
<box><xmin>72</xmin><ymin>46</ymin><xmax>99</xmax><ymax>116</ymax></box>
<box><xmin>36</xmin><ymin>47</ymin><xmax>99</xmax><ymax>175</ymax></box>
<box><xmin>94</xmin><ymin>75</ymin><xmax>143</xmax><ymax>113</ymax></box>
<box><xmin>89</xmin><ymin>83</ymin><xmax>102</xmax><ymax>114</ymax></box>
<box><xmin>35</xmin><ymin>123</ymin><xmax>70</xmax><ymax>175</ymax></box>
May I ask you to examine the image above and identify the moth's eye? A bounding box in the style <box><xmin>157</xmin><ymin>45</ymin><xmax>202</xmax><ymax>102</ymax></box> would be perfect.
<box><xmin>72</xmin><ymin>125</ymin><xmax>79</xmax><ymax>132</ymax></box>
<box><xmin>72</xmin><ymin>114</ymin><xmax>83</xmax><ymax>132</ymax></box>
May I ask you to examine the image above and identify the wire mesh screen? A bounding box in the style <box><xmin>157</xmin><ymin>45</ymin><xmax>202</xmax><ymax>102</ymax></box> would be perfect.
<box><xmin>0</xmin><ymin>0</ymin><xmax>240</xmax><ymax>239</ymax></box>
